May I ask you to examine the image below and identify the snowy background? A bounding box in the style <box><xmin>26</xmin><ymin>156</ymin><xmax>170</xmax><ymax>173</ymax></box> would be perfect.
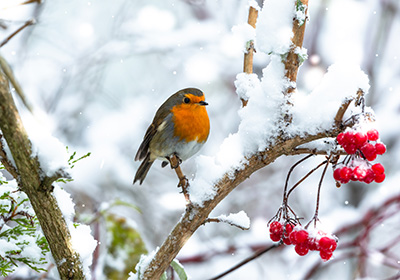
<box><xmin>1</xmin><ymin>0</ymin><xmax>400</xmax><ymax>279</ymax></box>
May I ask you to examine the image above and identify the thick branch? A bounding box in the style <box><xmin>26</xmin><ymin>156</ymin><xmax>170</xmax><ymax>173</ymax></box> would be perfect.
<box><xmin>0</xmin><ymin>70</ymin><xmax>85</xmax><ymax>279</ymax></box>
<box><xmin>142</xmin><ymin>127</ymin><xmax>344</xmax><ymax>279</ymax></box>
<box><xmin>140</xmin><ymin>1</ymin><xmax>360</xmax><ymax>278</ymax></box>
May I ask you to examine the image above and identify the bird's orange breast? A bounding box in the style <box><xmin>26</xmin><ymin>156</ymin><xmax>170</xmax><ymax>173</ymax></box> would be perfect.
<box><xmin>171</xmin><ymin>103</ymin><xmax>210</xmax><ymax>143</ymax></box>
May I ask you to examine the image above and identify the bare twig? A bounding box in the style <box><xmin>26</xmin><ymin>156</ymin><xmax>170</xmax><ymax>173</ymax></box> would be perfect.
<box><xmin>0</xmin><ymin>55</ymin><xmax>33</xmax><ymax>112</ymax></box>
<box><xmin>169</xmin><ymin>154</ymin><xmax>190</xmax><ymax>203</ymax></box>
<box><xmin>205</xmin><ymin>217</ymin><xmax>249</xmax><ymax>231</ymax></box>
<box><xmin>306</xmin><ymin>155</ymin><xmax>332</xmax><ymax>228</ymax></box>
<box><xmin>208</xmin><ymin>243</ymin><xmax>282</xmax><ymax>280</ymax></box>
<box><xmin>0</xmin><ymin>19</ymin><xmax>35</xmax><ymax>48</ymax></box>
<box><xmin>286</xmin><ymin>160</ymin><xmax>327</xmax><ymax>198</ymax></box>
<box><xmin>241</xmin><ymin>6</ymin><xmax>258</xmax><ymax>107</ymax></box>
<box><xmin>290</xmin><ymin>148</ymin><xmax>347</xmax><ymax>156</ymax></box>
<box><xmin>283</xmin><ymin>154</ymin><xmax>313</xmax><ymax>200</ymax></box>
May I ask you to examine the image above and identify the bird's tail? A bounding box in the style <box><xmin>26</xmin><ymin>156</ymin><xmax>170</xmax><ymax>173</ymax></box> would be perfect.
<box><xmin>133</xmin><ymin>153</ymin><xmax>154</xmax><ymax>185</ymax></box>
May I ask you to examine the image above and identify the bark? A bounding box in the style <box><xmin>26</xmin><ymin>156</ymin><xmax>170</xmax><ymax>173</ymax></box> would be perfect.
<box><xmin>0</xmin><ymin>70</ymin><xmax>85</xmax><ymax>279</ymax></box>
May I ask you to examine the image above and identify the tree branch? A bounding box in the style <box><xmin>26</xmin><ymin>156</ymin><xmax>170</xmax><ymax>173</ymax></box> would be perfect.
<box><xmin>140</xmin><ymin>1</ymin><xmax>360</xmax><ymax>278</ymax></box>
<box><xmin>0</xmin><ymin>19</ymin><xmax>35</xmax><ymax>48</ymax></box>
<box><xmin>241</xmin><ymin>6</ymin><xmax>258</xmax><ymax>107</ymax></box>
<box><xmin>142</xmin><ymin>127</ymin><xmax>345</xmax><ymax>279</ymax></box>
<box><xmin>0</xmin><ymin>55</ymin><xmax>33</xmax><ymax>112</ymax></box>
<box><xmin>284</xmin><ymin>0</ymin><xmax>308</xmax><ymax>96</ymax></box>
<box><xmin>0</xmin><ymin>69</ymin><xmax>85</xmax><ymax>279</ymax></box>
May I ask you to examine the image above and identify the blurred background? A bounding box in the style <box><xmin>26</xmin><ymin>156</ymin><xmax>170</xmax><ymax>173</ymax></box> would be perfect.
<box><xmin>1</xmin><ymin>0</ymin><xmax>399</xmax><ymax>279</ymax></box>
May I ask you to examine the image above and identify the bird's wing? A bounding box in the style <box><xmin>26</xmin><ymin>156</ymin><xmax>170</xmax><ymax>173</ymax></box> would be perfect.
<box><xmin>135</xmin><ymin>123</ymin><xmax>157</xmax><ymax>161</ymax></box>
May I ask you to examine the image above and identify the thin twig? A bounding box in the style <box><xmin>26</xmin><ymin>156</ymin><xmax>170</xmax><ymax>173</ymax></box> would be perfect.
<box><xmin>169</xmin><ymin>154</ymin><xmax>190</xmax><ymax>203</ymax></box>
<box><xmin>306</xmin><ymin>155</ymin><xmax>332</xmax><ymax>228</ymax></box>
<box><xmin>241</xmin><ymin>6</ymin><xmax>258</xmax><ymax>107</ymax></box>
<box><xmin>283</xmin><ymin>154</ymin><xmax>313</xmax><ymax>200</ymax></box>
<box><xmin>290</xmin><ymin>148</ymin><xmax>347</xmax><ymax>156</ymax></box>
<box><xmin>205</xmin><ymin>217</ymin><xmax>249</xmax><ymax>231</ymax></box>
<box><xmin>0</xmin><ymin>56</ymin><xmax>33</xmax><ymax>112</ymax></box>
<box><xmin>286</xmin><ymin>160</ymin><xmax>327</xmax><ymax>198</ymax></box>
<box><xmin>334</xmin><ymin>89</ymin><xmax>364</xmax><ymax>125</ymax></box>
<box><xmin>208</xmin><ymin>243</ymin><xmax>282</xmax><ymax>280</ymax></box>
<box><xmin>0</xmin><ymin>19</ymin><xmax>35</xmax><ymax>48</ymax></box>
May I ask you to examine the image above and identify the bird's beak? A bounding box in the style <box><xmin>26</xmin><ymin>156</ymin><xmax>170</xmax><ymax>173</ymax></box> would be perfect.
<box><xmin>199</xmin><ymin>101</ymin><xmax>208</xmax><ymax>106</ymax></box>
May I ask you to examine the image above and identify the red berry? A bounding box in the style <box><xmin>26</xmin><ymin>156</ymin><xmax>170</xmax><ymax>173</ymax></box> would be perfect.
<box><xmin>270</xmin><ymin>233</ymin><xmax>281</xmax><ymax>242</ymax></box>
<box><xmin>353</xmin><ymin>166</ymin><xmax>367</xmax><ymax>181</ymax></box>
<box><xmin>344</xmin><ymin>131</ymin><xmax>356</xmax><ymax>144</ymax></box>
<box><xmin>363</xmin><ymin>168</ymin><xmax>375</xmax><ymax>184</ymax></box>
<box><xmin>282</xmin><ymin>237</ymin><xmax>292</xmax><ymax>245</ymax></box>
<box><xmin>372</xmin><ymin>163</ymin><xmax>385</xmax><ymax>174</ymax></box>
<box><xmin>320</xmin><ymin>250</ymin><xmax>333</xmax><ymax>261</ymax></box>
<box><xmin>295</xmin><ymin>243</ymin><xmax>309</xmax><ymax>256</ymax></box>
<box><xmin>270</xmin><ymin>221</ymin><xmax>283</xmax><ymax>234</ymax></box>
<box><xmin>375</xmin><ymin>143</ymin><xmax>386</xmax><ymax>155</ymax></box>
<box><xmin>284</xmin><ymin>223</ymin><xmax>294</xmax><ymax>236</ymax></box>
<box><xmin>367</xmin><ymin>129</ymin><xmax>379</xmax><ymax>141</ymax></box>
<box><xmin>339</xmin><ymin>166</ymin><xmax>352</xmax><ymax>182</ymax></box>
<box><xmin>289</xmin><ymin>230</ymin><xmax>298</xmax><ymax>244</ymax></box>
<box><xmin>296</xmin><ymin>230</ymin><xmax>309</xmax><ymax>244</ymax></box>
<box><xmin>283</xmin><ymin>223</ymin><xmax>295</xmax><ymax>245</ymax></box>
<box><xmin>333</xmin><ymin>168</ymin><xmax>342</xmax><ymax>181</ymax></box>
<box><xmin>318</xmin><ymin>237</ymin><xmax>336</xmax><ymax>251</ymax></box>
<box><xmin>343</xmin><ymin>143</ymin><xmax>357</xmax><ymax>154</ymax></box>
<box><xmin>337</xmin><ymin>133</ymin><xmax>345</xmax><ymax>145</ymax></box>
<box><xmin>354</xmin><ymin>132</ymin><xmax>368</xmax><ymax>147</ymax></box>
<box><xmin>374</xmin><ymin>172</ymin><xmax>386</xmax><ymax>183</ymax></box>
<box><xmin>307</xmin><ymin>238</ymin><xmax>318</xmax><ymax>251</ymax></box>
<box><xmin>361</xmin><ymin>143</ymin><xmax>377</xmax><ymax>161</ymax></box>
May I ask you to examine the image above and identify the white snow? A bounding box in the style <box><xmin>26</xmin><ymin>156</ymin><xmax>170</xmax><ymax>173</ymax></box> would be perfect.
<box><xmin>256</xmin><ymin>0</ymin><xmax>295</xmax><ymax>55</ymax></box>
<box><xmin>24</xmin><ymin>113</ymin><xmax>69</xmax><ymax>177</ymax></box>
<box><xmin>235</xmin><ymin>73</ymin><xmax>260</xmax><ymax>102</ymax></box>
<box><xmin>289</xmin><ymin>62</ymin><xmax>370</xmax><ymax>136</ymax></box>
<box><xmin>0</xmin><ymin>181</ymin><xmax>47</xmax><ymax>265</ymax></box>
<box><xmin>128</xmin><ymin>248</ymin><xmax>159</xmax><ymax>280</ymax></box>
<box><xmin>215</xmin><ymin>210</ymin><xmax>251</xmax><ymax>229</ymax></box>
<box><xmin>52</xmin><ymin>185</ymin><xmax>97</xmax><ymax>278</ymax></box>
<box><xmin>190</xmin><ymin>1</ymin><xmax>294</xmax><ymax>206</ymax></box>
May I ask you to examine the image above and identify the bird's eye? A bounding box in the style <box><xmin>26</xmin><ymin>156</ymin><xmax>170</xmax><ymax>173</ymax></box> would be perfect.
<box><xmin>183</xmin><ymin>97</ymin><xmax>190</xmax><ymax>104</ymax></box>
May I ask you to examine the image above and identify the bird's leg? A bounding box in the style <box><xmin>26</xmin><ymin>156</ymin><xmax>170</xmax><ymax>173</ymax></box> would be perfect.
<box><xmin>168</xmin><ymin>154</ymin><xmax>190</xmax><ymax>204</ymax></box>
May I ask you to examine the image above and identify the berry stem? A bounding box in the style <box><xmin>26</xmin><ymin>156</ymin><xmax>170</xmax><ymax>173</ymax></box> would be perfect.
<box><xmin>286</xmin><ymin>160</ymin><xmax>328</xmax><ymax>198</ymax></box>
<box><xmin>283</xmin><ymin>154</ymin><xmax>314</xmax><ymax>204</ymax></box>
<box><xmin>209</xmin><ymin>243</ymin><xmax>282</xmax><ymax>280</ymax></box>
<box><xmin>306</xmin><ymin>155</ymin><xmax>332</xmax><ymax>228</ymax></box>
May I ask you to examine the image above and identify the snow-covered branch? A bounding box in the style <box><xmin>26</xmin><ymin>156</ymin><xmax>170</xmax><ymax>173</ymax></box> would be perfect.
<box><xmin>137</xmin><ymin>0</ymin><xmax>371</xmax><ymax>278</ymax></box>
<box><xmin>0</xmin><ymin>69</ymin><xmax>86</xmax><ymax>279</ymax></box>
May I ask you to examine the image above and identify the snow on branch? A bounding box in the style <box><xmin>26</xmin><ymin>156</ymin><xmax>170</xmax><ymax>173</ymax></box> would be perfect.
<box><xmin>206</xmin><ymin>211</ymin><xmax>251</xmax><ymax>230</ymax></box>
<box><xmin>137</xmin><ymin>1</ymin><xmax>367</xmax><ymax>278</ymax></box>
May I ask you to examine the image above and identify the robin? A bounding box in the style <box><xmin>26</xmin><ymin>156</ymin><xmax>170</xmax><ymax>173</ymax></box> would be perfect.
<box><xmin>133</xmin><ymin>88</ymin><xmax>210</xmax><ymax>184</ymax></box>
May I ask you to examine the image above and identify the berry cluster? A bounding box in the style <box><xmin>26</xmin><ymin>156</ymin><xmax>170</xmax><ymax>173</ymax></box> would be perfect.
<box><xmin>334</xmin><ymin>162</ymin><xmax>385</xmax><ymax>184</ymax></box>
<box><xmin>334</xmin><ymin>128</ymin><xmax>386</xmax><ymax>185</ymax></box>
<box><xmin>336</xmin><ymin>128</ymin><xmax>386</xmax><ymax>160</ymax></box>
<box><xmin>269</xmin><ymin>221</ymin><xmax>337</xmax><ymax>261</ymax></box>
